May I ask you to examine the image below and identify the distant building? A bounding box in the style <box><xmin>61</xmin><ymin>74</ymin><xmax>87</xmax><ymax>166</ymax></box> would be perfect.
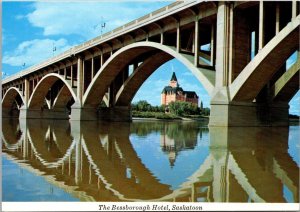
<box><xmin>161</xmin><ymin>72</ymin><xmax>198</xmax><ymax>106</ymax></box>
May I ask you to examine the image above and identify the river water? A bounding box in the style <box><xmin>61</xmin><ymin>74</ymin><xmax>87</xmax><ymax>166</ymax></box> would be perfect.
<box><xmin>2</xmin><ymin>119</ymin><xmax>299</xmax><ymax>202</ymax></box>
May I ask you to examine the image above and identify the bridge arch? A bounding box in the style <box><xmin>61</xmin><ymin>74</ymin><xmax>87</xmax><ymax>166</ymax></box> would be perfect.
<box><xmin>229</xmin><ymin>17</ymin><xmax>300</xmax><ymax>102</ymax></box>
<box><xmin>2</xmin><ymin>87</ymin><xmax>25</xmax><ymax>109</ymax></box>
<box><xmin>271</xmin><ymin>56</ymin><xmax>300</xmax><ymax>102</ymax></box>
<box><xmin>28</xmin><ymin>73</ymin><xmax>77</xmax><ymax>110</ymax></box>
<box><xmin>115</xmin><ymin>51</ymin><xmax>173</xmax><ymax>106</ymax></box>
<box><xmin>2</xmin><ymin>87</ymin><xmax>25</xmax><ymax>117</ymax></box>
<box><xmin>25</xmin><ymin>120</ymin><xmax>76</xmax><ymax>168</ymax></box>
<box><xmin>83</xmin><ymin>41</ymin><xmax>215</xmax><ymax>108</ymax></box>
<box><xmin>2</xmin><ymin>119</ymin><xmax>24</xmax><ymax>150</ymax></box>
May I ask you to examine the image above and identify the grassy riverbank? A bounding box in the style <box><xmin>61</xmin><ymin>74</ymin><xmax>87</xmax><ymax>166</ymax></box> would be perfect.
<box><xmin>132</xmin><ymin>111</ymin><xmax>209</xmax><ymax>120</ymax></box>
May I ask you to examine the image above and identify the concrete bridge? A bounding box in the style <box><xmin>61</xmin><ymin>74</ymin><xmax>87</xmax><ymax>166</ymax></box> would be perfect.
<box><xmin>2</xmin><ymin>1</ymin><xmax>300</xmax><ymax>126</ymax></box>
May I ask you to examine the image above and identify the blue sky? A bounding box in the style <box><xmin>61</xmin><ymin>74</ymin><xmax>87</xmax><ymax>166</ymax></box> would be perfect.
<box><xmin>2</xmin><ymin>1</ymin><xmax>299</xmax><ymax>114</ymax></box>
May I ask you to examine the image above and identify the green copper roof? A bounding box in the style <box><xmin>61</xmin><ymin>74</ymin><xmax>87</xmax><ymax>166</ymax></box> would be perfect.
<box><xmin>170</xmin><ymin>72</ymin><xmax>177</xmax><ymax>81</ymax></box>
<box><xmin>161</xmin><ymin>86</ymin><xmax>183</xmax><ymax>94</ymax></box>
<box><xmin>161</xmin><ymin>86</ymin><xmax>198</xmax><ymax>99</ymax></box>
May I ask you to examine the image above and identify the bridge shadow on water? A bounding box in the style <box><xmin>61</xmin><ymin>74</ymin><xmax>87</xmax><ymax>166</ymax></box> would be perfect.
<box><xmin>2</xmin><ymin>118</ymin><xmax>299</xmax><ymax>202</ymax></box>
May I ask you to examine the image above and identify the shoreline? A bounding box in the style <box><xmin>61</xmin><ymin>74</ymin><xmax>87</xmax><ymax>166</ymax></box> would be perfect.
<box><xmin>132</xmin><ymin>116</ymin><xmax>300</xmax><ymax>124</ymax></box>
<box><xmin>132</xmin><ymin>116</ymin><xmax>209</xmax><ymax>122</ymax></box>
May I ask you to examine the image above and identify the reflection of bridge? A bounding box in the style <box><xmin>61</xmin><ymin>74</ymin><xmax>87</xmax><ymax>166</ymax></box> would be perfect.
<box><xmin>2</xmin><ymin>1</ymin><xmax>299</xmax><ymax>126</ymax></box>
<box><xmin>2</xmin><ymin>120</ymin><xmax>299</xmax><ymax>202</ymax></box>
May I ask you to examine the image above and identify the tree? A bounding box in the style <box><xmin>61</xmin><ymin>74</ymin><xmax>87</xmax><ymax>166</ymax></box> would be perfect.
<box><xmin>168</xmin><ymin>101</ymin><xmax>199</xmax><ymax>116</ymax></box>
<box><xmin>134</xmin><ymin>100</ymin><xmax>151</xmax><ymax>111</ymax></box>
<box><xmin>202</xmin><ymin>107</ymin><xmax>210</xmax><ymax>116</ymax></box>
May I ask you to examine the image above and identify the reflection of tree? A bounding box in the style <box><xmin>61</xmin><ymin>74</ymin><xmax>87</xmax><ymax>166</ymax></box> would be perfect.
<box><xmin>130</xmin><ymin>122</ymin><xmax>165</xmax><ymax>136</ymax></box>
<box><xmin>164</xmin><ymin>123</ymin><xmax>198</xmax><ymax>147</ymax></box>
<box><xmin>130</xmin><ymin>121</ymin><xmax>208</xmax><ymax>138</ymax></box>
<box><xmin>130</xmin><ymin>121</ymin><xmax>209</xmax><ymax>167</ymax></box>
<box><xmin>161</xmin><ymin>123</ymin><xmax>198</xmax><ymax>167</ymax></box>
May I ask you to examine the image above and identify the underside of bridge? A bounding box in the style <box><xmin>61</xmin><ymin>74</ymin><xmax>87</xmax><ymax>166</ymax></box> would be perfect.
<box><xmin>2</xmin><ymin>1</ymin><xmax>300</xmax><ymax>126</ymax></box>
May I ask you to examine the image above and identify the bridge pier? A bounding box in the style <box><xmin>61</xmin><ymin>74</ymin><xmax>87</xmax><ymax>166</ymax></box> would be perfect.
<box><xmin>19</xmin><ymin>107</ymin><xmax>69</xmax><ymax>120</ymax></box>
<box><xmin>209</xmin><ymin>101</ymin><xmax>289</xmax><ymax>127</ymax></box>
<box><xmin>70</xmin><ymin>105</ymin><xmax>131</xmax><ymax>121</ymax></box>
<box><xmin>98</xmin><ymin>106</ymin><xmax>131</xmax><ymax>122</ymax></box>
<box><xmin>2</xmin><ymin>108</ymin><xmax>19</xmax><ymax>118</ymax></box>
<box><xmin>70</xmin><ymin>105</ymin><xmax>98</xmax><ymax>121</ymax></box>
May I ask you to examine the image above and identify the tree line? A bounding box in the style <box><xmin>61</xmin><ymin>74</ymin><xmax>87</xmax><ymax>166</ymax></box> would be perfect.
<box><xmin>131</xmin><ymin>100</ymin><xmax>210</xmax><ymax>116</ymax></box>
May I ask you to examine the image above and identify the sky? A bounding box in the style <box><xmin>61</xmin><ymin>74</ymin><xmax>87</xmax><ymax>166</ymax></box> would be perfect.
<box><xmin>2</xmin><ymin>1</ymin><xmax>299</xmax><ymax>114</ymax></box>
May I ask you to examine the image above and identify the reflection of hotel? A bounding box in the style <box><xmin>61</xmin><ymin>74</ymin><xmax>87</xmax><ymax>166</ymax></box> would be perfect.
<box><xmin>160</xmin><ymin>132</ymin><xmax>197</xmax><ymax>167</ymax></box>
<box><xmin>160</xmin><ymin>134</ymin><xmax>177</xmax><ymax>167</ymax></box>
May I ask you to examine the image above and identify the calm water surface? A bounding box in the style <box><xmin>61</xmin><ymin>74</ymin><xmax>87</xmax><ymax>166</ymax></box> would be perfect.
<box><xmin>2</xmin><ymin>119</ymin><xmax>299</xmax><ymax>202</ymax></box>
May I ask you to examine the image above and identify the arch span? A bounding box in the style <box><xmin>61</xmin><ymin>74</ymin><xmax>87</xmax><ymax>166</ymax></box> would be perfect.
<box><xmin>2</xmin><ymin>87</ymin><xmax>25</xmax><ymax>109</ymax></box>
<box><xmin>271</xmin><ymin>56</ymin><xmax>300</xmax><ymax>102</ymax></box>
<box><xmin>52</xmin><ymin>85</ymin><xmax>75</xmax><ymax>109</ymax></box>
<box><xmin>28</xmin><ymin>73</ymin><xmax>77</xmax><ymax>109</ymax></box>
<box><xmin>2</xmin><ymin>87</ymin><xmax>25</xmax><ymax>117</ymax></box>
<box><xmin>83</xmin><ymin>42</ymin><xmax>215</xmax><ymax>108</ymax></box>
<box><xmin>115</xmin><ymin>52</ymin><xmax>173</xmax><ymax>106</ymax></box>
<box><xmin>229</xmin><ymin>16</ymin><xmax>300</xmax><ymax>101</ymax></box>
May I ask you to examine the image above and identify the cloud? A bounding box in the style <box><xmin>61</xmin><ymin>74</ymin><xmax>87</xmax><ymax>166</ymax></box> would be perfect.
<box><xmin>3</xmin><ymin>38</ymin><xmax>72</xmax><ymax>67</ymax></box>
<box><xmin>15</xmin><ymin>15</ymin><xmax>25</xmax><ymax>20</ymax></box>
<box><xmin>26</xmin><ymin>1</ymin><xmax>171</xmax><ymax>40</ymax></box>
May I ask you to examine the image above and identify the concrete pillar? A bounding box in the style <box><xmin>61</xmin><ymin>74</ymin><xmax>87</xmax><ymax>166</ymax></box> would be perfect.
<box><xmin>292</xmin><ymin>0</ymin><xmax>297</xmax><ymax>20</ymax></box>
<box><xmin>70</xmin><ymin>107</ymin><xmax>98</xmax><ymax>121</ymax></box>
<box><xmin>89</xmin><ymin>163</ymin><xmax>92</xmax><ymax>184</ymax></box>
<box><xmin>75</xmin><ymin>138</ymin><xmax>82</xmax><ymax>185</ymax></box>
<box><xmin>68</xmin><ymin>152</ymin><xmax>72</xmax><ymax>176</ymax></box>
<box><xmin>211</xmin><ymin>148</ymin><xmax>229</xmax><ymax>202</ymax></box>
<box><xmin>276</xmin><ymin>3</ymin><xmax>280</xmax><ymax>34</ymax></box>
<box><xmin>77</xmin><ymin>57</ymin><xmax>83</xmax><ymax>105</ymax></box>
<box><xmin>194</xmin><ymin>17</ymin><xmax>199</xmax><ymax>67</ymax></box>
<box><xmin>32</xmin><ymin>78</ymin><xmax>35</xmax><ymax>90</ymax></box>
<box><xmin>259</xmin><ymin>1</ymin><xmax>264</xmax><ymax>50</ymax></box>
<box><xmin>215</xmin><ymin>2</ymin><xmax>232</xmax><ymax>87</ymax></box>
<box><xmin>82</xmin><ymin>60</ymin><xmax>86</xmax><ymax>95</ymax></box>
<box><xmin>24</xmin><ymin>78</ymin><xmax>29</xmax><ymax>108</ymax></box>
<box><xmin>71</xmin><ymin>65</ymin><xmax>74</xmax><ymax>87</ymax></box>
<box><xmin>22</xmin><ymin>130</ymin><xmax>28</xmax><ymax>159</ymax></box>
<box><xmin>91</xmin><ymin>57</ymin><xmax>95</xmax><ymax>79</ymax></box>
<box><xmin>211</xmin><ymin>24</ymin><xmax>215</xmax><ymax>66</ymax></box>
<box><xmin>209</xmin><ymin>101</ymin><xmax>289</xmax><ymax>127</ymax></box>
<box><xmin>160</xmin><ymin>31</ymin><xmax>164</xmax><ymax>44</ymax></box>
<box><xmin>108</xmin><ymin>85</ymin><xmax>114</xmax><ymax>107</ymax></box>
<box><xmin>176</xmin><ymin>22</ymin><xmax>181</xmax><ymax>52</ymax></box>
<box><xmin>100</xmin><ymin>53</ymin><xmax>104</xmax><ymax>66</ymax></box>
<box><xmin>19</xmin><ymin>108</ymin><xmax>70</xmax><ymax>119</ymax></box>
<box><xmin>64</xmin><ymin>67</ymin><xmax>67</xmax><ymax>79</ymax></box>
<box><xmin>98</xmin><ymin>106</ymin><xmax>131</xmax><ymax>122</ymax></box>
